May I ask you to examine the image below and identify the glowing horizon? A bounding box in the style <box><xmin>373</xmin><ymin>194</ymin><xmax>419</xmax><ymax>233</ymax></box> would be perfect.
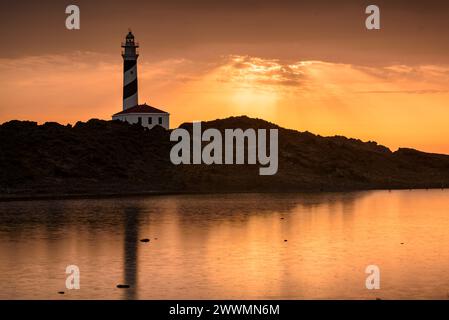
<box><xmin>1</xmin><ymin>52</ymin><xmax>449</xmax><ymax>154</ymax></box>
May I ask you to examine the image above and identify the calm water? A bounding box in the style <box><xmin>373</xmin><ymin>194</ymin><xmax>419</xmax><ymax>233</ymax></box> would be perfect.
<box><xmin>0</xmin><ymin>190</ymin><xmax>448</xmax><ymax>300</ymax></box>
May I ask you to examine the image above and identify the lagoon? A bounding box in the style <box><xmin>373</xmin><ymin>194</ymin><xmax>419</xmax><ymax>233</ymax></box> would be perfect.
<box><xmin>0</xmin><ymin>190</ymin><xmax>448</xmax><ymax>299</ymax></box>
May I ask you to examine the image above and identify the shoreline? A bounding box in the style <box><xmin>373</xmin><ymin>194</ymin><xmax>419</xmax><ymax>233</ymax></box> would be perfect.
<box><xmin>0</xmin><ymin>186</ymin><xmax>446</xmax><ymax>202</ymax></box>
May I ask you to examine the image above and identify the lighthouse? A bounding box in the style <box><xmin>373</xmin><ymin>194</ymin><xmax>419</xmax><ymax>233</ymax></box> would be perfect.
<box><xmin>112</xmin><ymin>30</ymin><xmax>170</xmax><ymax>129</ymax></box>
<box><xmin>122</xmin><ymin>30</ymin><xmax>139</xmax><ymax>110</ymax></box>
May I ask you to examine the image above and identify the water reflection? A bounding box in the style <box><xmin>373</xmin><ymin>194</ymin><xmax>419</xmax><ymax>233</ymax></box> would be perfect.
<box><xmin>122</xmin><ymin>207</ymin><xmax>141</xmax><ymax>300</ymax></box>
<box><xmin>0</xmin><ymin>191</ymin><xmax>448</xmax><ymax>299</ymax></box>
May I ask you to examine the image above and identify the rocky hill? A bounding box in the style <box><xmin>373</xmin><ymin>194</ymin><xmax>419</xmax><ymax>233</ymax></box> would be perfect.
<box><xmin>1</xmin><ymin>116</ymin><xmax>449</xmax><ymax>198</ymax></box>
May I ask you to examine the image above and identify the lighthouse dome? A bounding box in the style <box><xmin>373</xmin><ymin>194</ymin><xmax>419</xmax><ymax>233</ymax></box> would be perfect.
<box><xmin>126</xmin><ymin>31</ymin><xmax>134</xmax><ymax>39</ymax></box>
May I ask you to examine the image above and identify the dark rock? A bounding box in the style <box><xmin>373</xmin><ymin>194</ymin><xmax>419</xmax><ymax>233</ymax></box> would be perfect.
<box><xmin>140</xmin><ymin>238</ymin><xmax>150</xmax><ymax>243</ymax></box>
<box><xmin>58</xmin><ymin>291</ymin><xmax>65</xmax><ymax>294</ymax></box>
<box><xmin>116</xmin><ymin>284</ymin><xmax>130</xmax><ymax>289</ymax></box>
<box><xmin>2</xmin><ymin>116</ymin><xmax>449</xmax><ymax>195</ymax></box>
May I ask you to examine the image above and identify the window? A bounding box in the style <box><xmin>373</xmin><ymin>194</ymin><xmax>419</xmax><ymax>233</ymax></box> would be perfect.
<box><xmin>148</xmin><ymin>117</ymin><xmax>152</xmax><ymax>125</ymax></box>
<box><xmin>158</xmin><ymin>117</ymin><xmax>162</xmax><ymax>125</ymax></box>
<box><xmin>137</xmin><ymin>117</ymin><xmax>142</xmax><ymax>125</ymax></box>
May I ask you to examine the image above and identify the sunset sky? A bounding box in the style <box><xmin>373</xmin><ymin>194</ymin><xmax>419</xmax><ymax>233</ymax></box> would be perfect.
<box><xmin>1</xmin><ymin>0</ymin><xmax>449</xmax><ymax>153</ymax></box>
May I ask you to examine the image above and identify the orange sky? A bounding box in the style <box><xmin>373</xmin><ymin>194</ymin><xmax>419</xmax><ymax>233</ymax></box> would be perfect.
<box><xmin>1</xmin><ymin>0</ymin><xmax>449</xmax><ymax>153</ymax></box>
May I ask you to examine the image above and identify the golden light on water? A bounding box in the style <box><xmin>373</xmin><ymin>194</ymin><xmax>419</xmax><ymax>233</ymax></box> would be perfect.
<box><xmin>2</xmin><ymin>190</ymin><xmax>449</xmax><ymax>299</ymax></box>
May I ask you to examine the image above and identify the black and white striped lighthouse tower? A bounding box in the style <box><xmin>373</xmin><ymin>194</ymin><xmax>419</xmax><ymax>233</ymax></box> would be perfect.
<box><xmin>121</xmin><ymin>30</ymin><xmax>139</xmax><ymax>110</ymax></box>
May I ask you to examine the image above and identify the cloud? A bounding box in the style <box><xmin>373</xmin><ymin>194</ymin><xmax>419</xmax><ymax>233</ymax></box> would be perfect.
<box><xmin>351</xmin><ymin>64</ymin><xmax>449</xmax><ymax>85</ymax></box>
<box><xmin>216</xmin><ymin>55</ymin><xmax>307</xmax><ymax>87</ymax></box>
<box><xmin>355</xmin><ymin>90</ymin><xmax>449</xmax><ymax>95</ymax></box>
<box><xmin>208</xmin><ymin>56</ymin><xmax>449</xmax><ymax>98</ymax></box>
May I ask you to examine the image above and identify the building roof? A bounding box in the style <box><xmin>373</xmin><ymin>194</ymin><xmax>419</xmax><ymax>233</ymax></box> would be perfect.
<box><xmin>112</xmin><ymin>104</ymin><xmax>169</xmax><ymax>116</ymax></box>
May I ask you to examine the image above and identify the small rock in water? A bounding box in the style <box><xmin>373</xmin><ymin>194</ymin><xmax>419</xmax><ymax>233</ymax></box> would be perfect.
<box><xmin>58</xmin><ymin>291</ymin><xmax>65</xmax><ymax>295</ymax></box>
<box><xmin>284</xmin><ymin>240</ymin><xmax>288</xmax><ymax>242</ymax></box>
<box><xmin>117</xmin><ymin>284</ymin><xmax>130</xmax><ymax>289</ymax></box>
<box><xmin>400</xmin><ymin>242</ymin><xmax>404</xmax><ymax>245</ymax></box>
<box><xmin>140</xmin><ymin>238</ymin><xmax>150</xmax><ymax>243</ymax></box>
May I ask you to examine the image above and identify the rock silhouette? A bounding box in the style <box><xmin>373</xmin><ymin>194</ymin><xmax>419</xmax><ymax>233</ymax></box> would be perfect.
<box><xmin>1</xmin><ymin>116</ymin><xmax>449</xmax><ymax>198</ymax></box>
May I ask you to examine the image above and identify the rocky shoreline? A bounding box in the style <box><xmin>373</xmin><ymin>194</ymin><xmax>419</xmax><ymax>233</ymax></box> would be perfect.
<box><xmin>2</xmin><ymin>116</ymin><xmax>449</xmax><ymax>200</ymax></box>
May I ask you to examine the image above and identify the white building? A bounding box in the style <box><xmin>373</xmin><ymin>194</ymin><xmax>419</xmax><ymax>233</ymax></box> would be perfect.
<box><xmin>112</xmin><ymin>103</ymin><xmax>169</xmax><ymax>129</ymax></box>
<box><xmin>112</xmin><ymin>30</ymin><xmax>170</xmax><ymax>130</ymax></box>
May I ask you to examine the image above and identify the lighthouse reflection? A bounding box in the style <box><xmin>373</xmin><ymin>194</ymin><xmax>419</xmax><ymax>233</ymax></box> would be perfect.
<box><xmin>2</xmin><ymin>191</ymin><xmax>449</xmax><ymax>299</ymax></box>
<box><xmin>122</xmin><ymin>206</ymin><xmax>141</xmax><ymax>300</ymax></box>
